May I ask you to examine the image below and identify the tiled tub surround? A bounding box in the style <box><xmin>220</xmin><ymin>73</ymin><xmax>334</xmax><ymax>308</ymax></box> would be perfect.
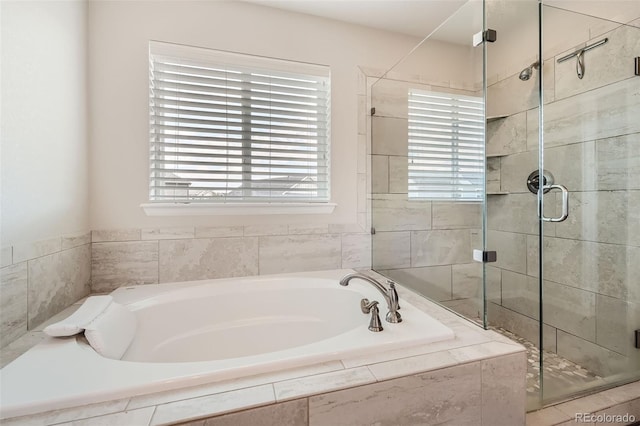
<box><xmin>90</xmin><ymin>225</ymin><xmax>371</xmax><ymax>293</ymax></box>
<box><xmin>0</xmin><ymin>272</ymin><xmax>526</xmax><ymax>426</ymax></box>
<box><xmin>0</xmin><ymin>232</ymin><xmax>92</xmax><ymax>351</ymax></box>
<box><xmin>485</xmin><ymin>20</ymin><xmax>640</xmax><ymax>382</ymax></box>
<box><xmin>369</xmin><ymin>76</ymin><xmax>486</xmax><ymax>321</ymax></box>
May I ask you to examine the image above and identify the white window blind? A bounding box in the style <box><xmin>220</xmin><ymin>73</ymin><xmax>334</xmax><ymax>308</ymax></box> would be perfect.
<box><xmin>407</xmin><ymin>89</ymin><xmax>484</xmax><ymax>201</ymax></box>
<box><xmin>149</xmin><ymin>41</ymin><xmax>331</xmax><ymax>203</ymax></box>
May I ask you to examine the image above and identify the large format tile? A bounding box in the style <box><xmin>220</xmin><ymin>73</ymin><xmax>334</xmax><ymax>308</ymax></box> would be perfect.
<box><xmin>451</xmin><ymin>263</ymin><xmax>483</xmax><ymax>300</ymax></box>
<box><xmin>372</xmin><ymin>231</ymin><xmax>411</xmax><ymax>269</ymax></box>
<box><xmin>487</xmin><ymin>302</ymin><xmax>557</xmax><ymax>353</ymax></box>
<box><xmin>61</xmin><ymin>232</ymin><xmax>91</xmax><ymax>250</ymax></box>
<box><xmin>340</xmin><ymin>233</ymin><xmax>371</xmax><ymax>269</ymax></box>
<box><xmin>381</xmin><ymin>266</ymin><xmax>452</xmax><ymax>302</ymax></box>
<box><xmin>371</xmin><ymin>155</ymin><xmax>389</xmax><ymax>194</ymax></box>
<box><xmin>159</xmin><ymin>237</ymin><xmax>259</xmax><ymax>283</ymax></box>
<box><xmin>555</xmin><ymin>24</ymin><xmax>640</xmax><ymax>101</ymax></box>
<box><xmin>91</xmin><ymin>229</ymin><xmax>141</xmax><ymax>243</ymax></box>
<box><xmin>372</xmin><ymin>195</ymin><xmax>431</xmax><ymax>231</ymax></box>
<box><xmin>366</xmin><ymin>350</ymin><xmax>459</xmax><ymax>381</ymax></box>
<box><xmin>388</xmin><ymin>155</ymin><xmax>408</xmax><ymax>194</ymax></box>
<box><xmin>55</xmin><ymin>406</ymin><xmax>155</xmax><ymax>426</ymax></box>
<box><xmin>150</xmin><ymin>385</ymin><xmax>275</xmax><ymax>426</ymax></box>
<box><xmin>91</xmin><ymin>241</ymin><xmax>159</xmax><ymax>292</ymax></box>
<box><xmin>308</xmin><ymin>362</ymin><xmax>482</xmax><ymax>426</ymax></box>
<box><xmin>371</xmin><ymin>116</ymin><xmax>408</xmax><ymax>156</ymax></box>
<box><xmin>556</xmin><ymin>330</ymin><xmax>629</xmax><ymax>377</ymax></box>
<box><xmin>530</xmin><ymin>78</ymin><xmax>640</xmax><ymax>149</ymax></box>
<box><xmin>486</xmin><ymin>112</ymin><xmax>527</xmax><ymax>157</ymax></box>
<box><xmin>543</xmin><ymin>280</ymin><xmax>596</xmax><ymax>342</ymax></box>
<box><xmin>528</xmin><ymin>236</ymin><xmax>640</xmax><ymax>302</ymax></box>
<box><xmin>431</xmin><ymin>202</ymin><xmax>481</xmax><ymax>229</ymax></box>
<box><xmin>12</xmin><ymin>237</ymin><xmax>62</xmax><ymax>264</ymax></box>
<box><xmin>274</xmin><ymin>367</ymin><xmax>375</xmax><ymax>402</ymax></box>
<box><xmin>488</xmin><ymin>193</ymin><xmax>555</xmax><ymax>236</ymax></box>
<box><xmin>556</xmin><ymin>190</ymin><xmax>640</xmax><ymax>246</ymax></box>
<box><xmin>410</xmin><ymin>229</ymin><xmax>471</xmax><ymax>267</ymax></box>
<box><xmin>487</xmin><ymin>230</ymin><xmax>527</xmax><ymax>274</ymax></box>
<box><xmin>596</xmin><ymin>294</ymin><xmax>640</xmax><ymax>356</ymax></box>
<box><xmin>27</xmin><ymin>245</ymin><xmax>91</xmax><ymax>328</ymax></box>
<box><xmin>259</xmin><ymin>234</ymin><xmax>341</xmax><ymax>274</ymax></box>
<box><xmin>499</xmin><ymin>149</ymin><xmax>537</xmax><ymax>194</ymax></box>
<box><xmin>142</xmin><ymin>227</ymin><xmax>195</xmax><ymax>240</ymax></box>
<box><xmin>595</xmin><ymin>133</ymin><xmax>640</xmax><ymax>191</ymax></box>
<box><xmin>195</xmin><ymin>226</ymin><xmax>244</xmax><ymax>239</ymax></box>
<box><xmin>195</xmin><ymin>399</ymin><xmax>308</xmax><ymax>426</ymax></box>
<box><xmin>0</xmin><ymin>263</ymin><xmax>28</xmax><ymax>348</ymax></box>
<box><xmin>481</xmin><ymin>353</ymin><xmax>526</xmax><ymax>426</ymax></box>
<box><xmin>371</xmin><ymin>77</ymin><xmax>410</xmax><ymax>119</ymax></box>
<box><xmin>1</xmin><ymin>398</ymin><xmax>129</xmax><ymax>426</ymax></box>
<box><xmin>501</xmin><ymin>271</ymin><xmax>538</xmax><ymax>320</ymax></box>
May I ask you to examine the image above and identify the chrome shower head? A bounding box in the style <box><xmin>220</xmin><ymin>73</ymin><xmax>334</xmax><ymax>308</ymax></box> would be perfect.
<box><xmin>519</xmin><ymin>61</ymin><xmax>540</xmax><ymax>81</ymax></box>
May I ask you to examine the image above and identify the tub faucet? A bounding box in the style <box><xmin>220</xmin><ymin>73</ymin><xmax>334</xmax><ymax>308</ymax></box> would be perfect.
<box><xmin>339</xmin><ymin>273</ymin><xmax>402</xmax><ymax>323</ymax></box>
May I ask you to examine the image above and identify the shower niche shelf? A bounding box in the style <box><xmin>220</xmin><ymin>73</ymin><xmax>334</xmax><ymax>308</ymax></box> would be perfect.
<box><xmin>486</xmin><ymin>115</ymin><xmax>508</xmax><ymax>122</ymax></box>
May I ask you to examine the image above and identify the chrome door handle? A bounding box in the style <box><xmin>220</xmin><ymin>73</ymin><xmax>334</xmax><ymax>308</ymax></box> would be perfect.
<box><xmin>541</xmin><ymin>184</ymin><xmax>569</xmax><ymax>222</ymax></box>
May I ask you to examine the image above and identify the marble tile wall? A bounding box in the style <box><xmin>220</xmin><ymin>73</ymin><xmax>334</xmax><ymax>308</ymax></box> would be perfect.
<box><xmin>90</xmin><ymin>226</ymin><xmax>371</xmax><ymax>292</ymax></box>
<box><xmin>0</xmin><ymin>232</ymin><xmax>91</xmax><ymax>348</ymax></box>
<box><xmin>485</xmin><ymin>19</ymin><xmax>640</xmax><ymax>377</ymax></box>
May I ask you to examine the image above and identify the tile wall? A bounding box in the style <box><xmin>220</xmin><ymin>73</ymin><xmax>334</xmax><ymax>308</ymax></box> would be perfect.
<box><xmin>0</xmin><ymin>233</ymin><xmax>91</xmax><ymax>350</ymax></box>
<box><xmin>90</xmin><ymin>225</ymin><xmax>371</xmax><ymax>293</ymax></box>
<box><xmin>485</xmin><ymin>22</ymin><xmax>640</xmax><ymax>376</ymax></box>
<box><xmin>369</xmin><ymin>75</ymin><xmax>487</xmax><ymax>321</ymax></box>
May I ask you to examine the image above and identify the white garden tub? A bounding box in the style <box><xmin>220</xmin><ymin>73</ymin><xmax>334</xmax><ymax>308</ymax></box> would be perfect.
<box><xmin>0</xmin><ymin>269</ymin><xmax>454</xmax><ymax>419</ymax></box>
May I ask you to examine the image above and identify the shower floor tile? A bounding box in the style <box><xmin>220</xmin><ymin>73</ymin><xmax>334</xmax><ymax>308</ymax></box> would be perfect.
<box><xmin>493</xmin><ymin>327</ymin><xmax>605</xmax><ymax>401</ymax></box>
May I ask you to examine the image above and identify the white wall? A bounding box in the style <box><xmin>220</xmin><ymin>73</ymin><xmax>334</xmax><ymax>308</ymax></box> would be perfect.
<box><xmin>87</xmin><ymin>0</ymin><xmax>472</xmax><ymax>230</ymax></box>
<box><xmin>1</xmin><ymin>0</ymin><xmax>89</xmax><ymax>246</ymax></box>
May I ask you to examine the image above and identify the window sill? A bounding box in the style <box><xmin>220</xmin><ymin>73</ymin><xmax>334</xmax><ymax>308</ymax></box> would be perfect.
<box><xmin>140</xmin><ymin>202</ymin><xmax>337</xmax><ymax>216</ymax></box>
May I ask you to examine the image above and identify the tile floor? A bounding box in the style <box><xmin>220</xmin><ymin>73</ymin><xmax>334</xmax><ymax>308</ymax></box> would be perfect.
<box><xmin>495</xmin><ymin>328</ymin><xmax>603</xmax><ymax>395</ymax></box>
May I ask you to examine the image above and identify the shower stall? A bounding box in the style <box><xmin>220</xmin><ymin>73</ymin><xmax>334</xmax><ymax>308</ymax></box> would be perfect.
<box><xmin>369</xmin><ymin>0</ymin><xmax>640</xmax><ymax>409</ymax></box>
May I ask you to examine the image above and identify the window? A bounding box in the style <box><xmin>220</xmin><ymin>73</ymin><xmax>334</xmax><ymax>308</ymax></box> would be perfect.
<box><xmin>148</xmin><ymin>42</ymin><xmax>331</xmax><ymax>205</ymax></box>
<box><xmin>407</xmin><ymin>89</ymin><xmax>484</xmax><ymax>201</ymax></box>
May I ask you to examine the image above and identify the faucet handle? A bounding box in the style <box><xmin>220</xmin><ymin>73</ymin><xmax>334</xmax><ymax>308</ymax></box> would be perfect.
<box><xmin>387</xmin><ymin>280</ymin><xmax>400</xmax><ymax>310</ymax></box>
<box><xmin>361</xmin><ymin>298</ymin><xmax>377</xmax><ymax>314</ymax></box>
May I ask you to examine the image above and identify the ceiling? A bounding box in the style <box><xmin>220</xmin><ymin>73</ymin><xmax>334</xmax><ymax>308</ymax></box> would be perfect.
<box><xmin>243</xmin><ymin>0</ymin><xmax>469</xmax><ymax>39</ymax></box>
<box><xmin>243</xmin><ymin>0</ymin><xmax>640</xmax><ymax>46</ymax></box>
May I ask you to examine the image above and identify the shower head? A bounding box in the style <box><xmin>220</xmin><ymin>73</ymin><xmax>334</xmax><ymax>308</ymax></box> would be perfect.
<box><xmin>519</xmin><ymin>61</ymin><xmax>540</xmax><ymax>81</ymax></box>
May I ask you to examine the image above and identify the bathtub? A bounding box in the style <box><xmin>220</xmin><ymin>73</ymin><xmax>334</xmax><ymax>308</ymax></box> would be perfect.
<box><xmin>0</xmin><ymin>269</ymin><xmax>454</xmax><ymax>419</ymax></box>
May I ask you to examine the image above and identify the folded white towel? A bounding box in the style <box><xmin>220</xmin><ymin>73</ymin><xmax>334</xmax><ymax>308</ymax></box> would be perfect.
<box><xmin>43</xmin><ymin>294</ymin><xmax>137</xmax><ymax>360</ymax></box>
<box><xmin>84</xmin><ymin>302</ymin><xmax>137</xmax><ymax>360</ymax></box>
<box><xmin>44</xmin><ymin>295</ymin><xmax>113</xmax><ymax>337</ymax></box>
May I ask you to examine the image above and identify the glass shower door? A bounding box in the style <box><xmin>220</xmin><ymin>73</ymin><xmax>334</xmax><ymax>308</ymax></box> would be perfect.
<box><xmin>370</xmin><ymin>0</ymin><xmax>489</xmax><ymax>328</ymax></box>
<box><xmin>538</xmin><ymin>3</ymin><xmax>640</xmax><ymax>403</ymax></box>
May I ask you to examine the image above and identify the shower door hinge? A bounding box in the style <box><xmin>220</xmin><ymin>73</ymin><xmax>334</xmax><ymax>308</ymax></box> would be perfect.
<box><xmin>473</xmin><ymin>249</ymin><xmax>497</xmax><ymax>263</ymax></box>
<box><xmin>371</xmin><ymin>107</ymin><xmax>376</xmax><ymax>116</ymax></box>
<box><xmin>472</xmin><ymin>29</ymin><xmax>497</xmax><ymax>47</ymax></box>
<box><xmin>371</xmin><ymin>227</ymin><xmax>376</xmax><ymax>235</ymax></box>
<box><xmin>635</xmin><ymin>330</ymin><xmax>640</xmax><ymax>349</ymax></box>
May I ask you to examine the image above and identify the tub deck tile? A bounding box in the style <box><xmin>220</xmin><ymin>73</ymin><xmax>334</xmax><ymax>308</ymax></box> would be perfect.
<box><xmin>53</xmin><ymin>406</ymin><xmax>155</xmax><ymax>426</ymax></box>
<box><xmin>127</xmin><ymin>361</ymin><xmax>343</xmax><ymax>410</ymax></box>
<box><xmin>448</xmin><ymin>340</ymin><xmax>525</xmax><ymax>363</ymax></box>
<box><xmin>273</xmin><ymin>367</ymin><xmax>375</xmax><ymax>402</ymax></box>
<box><xmin>150</xmin><ymin>384</ymin><xmax>275</xmax><ymax>426</ymax></box>
<box><xmin>366</xmin><ymin>349</ymin><xmax>460</xmax><ymax>381</ymax></box>
<box><xmin>0</xmin><ymin>398</ymin><xmax>130</xmax><ymax>426</ymax></box>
